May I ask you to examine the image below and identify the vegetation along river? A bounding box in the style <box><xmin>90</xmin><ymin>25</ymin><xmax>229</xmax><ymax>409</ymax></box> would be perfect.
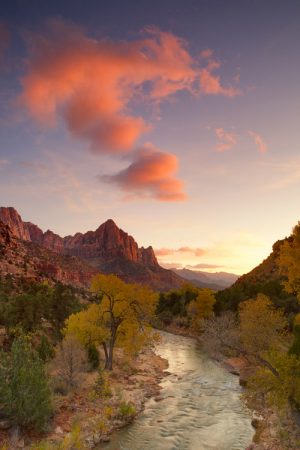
<box><xmin>101</xmin><ymin>331</ymin><xmax>254</xmax><ymax>450</ymax></box>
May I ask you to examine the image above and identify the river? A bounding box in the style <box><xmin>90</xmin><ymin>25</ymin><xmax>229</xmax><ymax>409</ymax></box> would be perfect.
<box><xmin>100</xmin><ymin>331</ymin><xmax>254</xmax><ymax>450</ymax></box>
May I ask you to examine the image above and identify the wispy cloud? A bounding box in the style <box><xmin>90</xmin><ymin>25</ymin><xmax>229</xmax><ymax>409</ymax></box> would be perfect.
<box><xmin>248</xmin><ymin>131</ymin><xmax>268</xmax><ymax>153</ymax></box>
<box><xmin>186</xmin><ymin>263</ymin><xmax>222</xmax><ymax>269</ymax></box>
<box><xmin>214</xmin><ymin>127</ymin><xmax>237</xmax><ymax>152</ymax></box>
<box><xmin>101</xmin><ymin>143</ymin><xmax>186</xmax><ymax>202</ymax></box>
<box><xmin>261</xmin><ymin>158</ymin><xmax>300</xmax><ymax>191</ymax></box>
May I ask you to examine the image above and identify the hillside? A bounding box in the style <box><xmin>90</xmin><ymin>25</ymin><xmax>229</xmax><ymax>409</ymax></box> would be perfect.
<box><xmin>215</xmin><ymin>237</ymin><xmax>299</xmax><ymax>313</ymax></box>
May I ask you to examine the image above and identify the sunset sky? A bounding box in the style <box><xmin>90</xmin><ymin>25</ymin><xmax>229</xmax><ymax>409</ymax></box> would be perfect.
<box><xmin>0</xmin><ymin>0</ymin><xmax>300</xmax><ymax>275</ymax></box>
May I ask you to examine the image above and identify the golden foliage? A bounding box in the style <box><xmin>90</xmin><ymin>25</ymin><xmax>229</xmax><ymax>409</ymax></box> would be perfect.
<box><xmin>278</xmin><ymin>222</ymin><xmax>300</xmax><ymax>299</ymax></box>
<box><xmin>239</xmin><ymin>293</ymin><xmax>287</xmax><ymax>356</ymax></box>
<box><xmin>187</xmin><ymin>289</ymin><xmax>215</xmax><ymax>331</ymax></box>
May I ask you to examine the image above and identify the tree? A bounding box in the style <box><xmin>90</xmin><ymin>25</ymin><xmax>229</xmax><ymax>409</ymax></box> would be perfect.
<box><xmin>202</xmin><ymin>295</ymin><xmax>287</xmax><ymax>376</ymax></box>
<box><xmin>247</xmin><ymin>351</ymin><xmax>300</xmax><ymax>411</ymax></box>
<box><xmin>3</xmin><ymin>285</ymin><xmax>51</xmax><ymax>333</ymax></box>
<box><xmin>0</xmin><ymin>335</ymin><xmax>52</xmax><ymax>430</ymax></box>
<box><xmin>187</xmin><ymin>289</ymin><xmax>215</xmax><ymax>331</ymax></box>
<box><xmin>239</xmin><ymin>293</ymin><xmax>287</xmax><ymax>358</ymax></box>
<box><xmin>65</xmin><ymin>303</ymin><xmax>109</xmax><ymax>349</ymax></box>
<box><xmin>289</xmin><ymin>314</ymin><xmax>300</xmax><ymax>357</ymax></box>
<box><xmin>201</xmin><ymin>311</ymin><xmax>240</xmax><ymax>357</ymax></box>
<box><xmin>47</xmin><ymin>283</ymin><xmax>80</xmax><ymax>338</ymax></box>
<box><xmin>66</xmin><ymin>274</ymin><xmax>158</xmax><ymax>370</ymax></box>
<box><xmin>51</xmin><ymin>335</ymin><xmax>87</xmax><ymax>392</ymax></box>
<box><xmin>278</xmin><ymin>222</ymin><xmax>300</xmax><ymax>300</ymax></box>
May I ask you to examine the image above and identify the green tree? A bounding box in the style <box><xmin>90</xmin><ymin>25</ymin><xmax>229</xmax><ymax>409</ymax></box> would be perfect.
<box><xmin>47</xmin><ymin>283</ymin><xmax>80</xmax><ymax>338</ymax></box>
<box><xmin>0</xmin><ymin>335</ymin><xmax>52</xmax><ymax>430</ymax></box>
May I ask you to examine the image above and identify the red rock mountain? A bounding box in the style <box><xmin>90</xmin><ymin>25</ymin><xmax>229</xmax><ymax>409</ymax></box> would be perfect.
<box><xmin>0</xmin><ymin>207</ymin><xmax>183</xmax><ymax>291</ymax></box>
<box><xmin>0</xmin><ymin>219</ymin><xmax>97</xmax><ymax>288</ymax></box>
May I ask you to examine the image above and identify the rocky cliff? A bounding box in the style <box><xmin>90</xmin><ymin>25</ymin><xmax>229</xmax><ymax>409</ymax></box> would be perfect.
<box><xmin>0</xmin><ymin>220</ymin><xmax>97</xmax><ymax>288</ymax></box>
<box><xmin>0</xmin><ymin>207</ymin><xmax>30</xmax><ymax>241</ymax></box>
<box><xmin>0</xmin><ymin>207</ymin><xmax>183</xmax><ymax>291</ymax></box>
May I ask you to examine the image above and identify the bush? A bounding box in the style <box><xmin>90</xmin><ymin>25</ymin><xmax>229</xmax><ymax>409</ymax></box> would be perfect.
<box><xmin>37</xmin><ymin>335</ymin><xmax>54</xmax><ymax>362</ymax></box>
<box><xmin>118</xmin><ymin>401</ymin><xmax>136</xmax><ymax>418</ymax></box>
<box><xmin>51</xmin><ymin>336</ymin><xmax>87</xmax><ymax>392</ymax></box>
<box><xmin>86</xmin><ymin>343</ymin><xmax>100</xmax><ymax>370</ymax></box>
<box><xmin>92</xmin><ymin>367</ymin><xmax>112</xmax><ymax>399</ymax></box>
<box><xmin>0</xmin><ymin>335</ymin><xmax>52</xmax><ymax>430</ymax></box>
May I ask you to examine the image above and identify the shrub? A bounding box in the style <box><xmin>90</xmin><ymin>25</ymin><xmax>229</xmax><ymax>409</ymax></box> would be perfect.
<box><xmin>86</xmin><ymin>343</ymin><xmax>100</xmax><ymax>370</ymax></box>
<box><xmin>51</xmin><ymin>336</ymin><xmax>87</xmax><ymax>392</ymax></box>
<box><xmin>118</xmin><ymin>401</ymin><xmax>136</xmax><ymax>418</ymax></box>
<box><xmin>37</xmin><ymin>335</ymin><xmax>54</xmax><ymax>362</ymax></box>
<box><xmin>92</xmin><ymin>367</ymin><xmax>112</xmax><ymax>399</ymax></box>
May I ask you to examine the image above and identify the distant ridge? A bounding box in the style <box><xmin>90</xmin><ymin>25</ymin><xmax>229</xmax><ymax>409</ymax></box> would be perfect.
<box><xmin>172</xmin><ymin>268</ymin><xmax>238</xmax><ymax>290</ymax></box>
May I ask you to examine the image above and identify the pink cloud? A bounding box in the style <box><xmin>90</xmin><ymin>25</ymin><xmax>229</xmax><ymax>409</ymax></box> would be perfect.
<box><xmin>20</xmin><ymin>20</ymin><xmax>240</xmax><ymax>153</ymax></box>
<box><xmin>214</xmin><ymin>127</ymin><xmax>237</xmax><ymax>152</ymax></box>
<box><xmin>0</xmin><ymin>159</ymin><xmax>9</xmax><ymax>167</ymax></box>
<box><xmin>155</xmin><ymin>246</ymin><xmax>205</xmax><ymax>257</ymax></box>
<box><xmin>101</xmin><ymin>143</ymin><xmax>186</xmax><ymax>202</ymax></box>
<box><xmin>199</xmin><ymin>54</ymin><xmax>240</xmax><ymax>97</ymax></box>
<box><xmin>248</xmin><ymin>131</ymin><xmax>268</xmax><ymax>153</ymax></box>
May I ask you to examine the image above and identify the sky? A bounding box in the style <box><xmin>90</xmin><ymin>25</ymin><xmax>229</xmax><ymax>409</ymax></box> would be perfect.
<box><xmin>0</xmin><ymin>0</ymin><xmax>300</xmax><ymax>275</ymax></box>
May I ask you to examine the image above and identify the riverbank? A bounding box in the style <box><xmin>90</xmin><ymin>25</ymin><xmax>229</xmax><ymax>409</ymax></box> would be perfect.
<box><xmin>0</xmin><ymin>347</ymin><xmax>169</xmax><ymax>449</ymax></box>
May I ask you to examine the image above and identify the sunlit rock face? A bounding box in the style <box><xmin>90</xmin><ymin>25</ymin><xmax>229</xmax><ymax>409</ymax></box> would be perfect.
<box><xmin>0</xmin><ymin>206</ymin><xmax>183</xmax><ymax>290</ymax></box>
<box><xmin>0</xmin><ymin>207</ymin><xmax>30</xmax><ymax>241</ymax></box>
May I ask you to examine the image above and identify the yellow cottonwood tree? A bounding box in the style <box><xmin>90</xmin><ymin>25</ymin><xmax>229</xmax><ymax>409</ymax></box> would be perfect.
<box><xmin>187</xmin><ymin>289</ymin><xmax>215</xmax><ymax>331</ymax></box>
<box><xmin>65</xmin><ymin>274</ymin><xmax>158</xmax><ymax>370</ymax></box>
<box><xmin>239</xmin><ymin>293</ymin><xmax>287</xmax><ymax>356</ymax></box>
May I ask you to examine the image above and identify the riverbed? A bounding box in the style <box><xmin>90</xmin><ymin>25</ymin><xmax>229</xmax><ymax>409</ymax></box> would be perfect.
<box><xmin>100</xmin><ymin>331</ymin><xmax>254</xmax><ymax>450</ymax></box>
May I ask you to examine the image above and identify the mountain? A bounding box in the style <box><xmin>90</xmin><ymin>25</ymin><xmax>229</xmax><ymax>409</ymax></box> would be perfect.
<box><xmin>0</xmin><ymin>207</ymin><xmax>183</xmax><ymax>291</ymax></box>
<box><xmin>172</xmin><ymin>268</ymin><xmax>238</xmax><ymax>290</ymax></box>
<box><xmin>0</xmin><ymin>219</ymin><xmax>97</xmax><ymax>288</ymax></box>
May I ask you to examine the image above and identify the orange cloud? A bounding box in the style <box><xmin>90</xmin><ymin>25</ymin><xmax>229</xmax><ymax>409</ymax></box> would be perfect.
<box><xmin>248</xmin><ymin>131</ymin><xmax>268</xmax><ymax>153</ymax></box>
<box><xmin>214</xmin><ymin>127</ymin><xmax>237</xmax><ymax>152</ymax></box>
<box><xmin>101</xmin><ymin>143</ymin><xmax>186</xmax><ymax>202</ymax></box>
<box><xmin>199</xmin><ymin>54</ymin><xmax>240</xmax><ymax>97</ymax></box>
<box><xmin>20</xmin><ymin>20</ymin><xmax>240</xmax><ymax>153</ymax></box>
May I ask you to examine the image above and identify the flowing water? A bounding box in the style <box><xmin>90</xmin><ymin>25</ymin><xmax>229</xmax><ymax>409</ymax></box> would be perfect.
<box><xmin>100</xmin><ymin>332</ymin><xmax>254</xmax><ymax>450</ymax></box>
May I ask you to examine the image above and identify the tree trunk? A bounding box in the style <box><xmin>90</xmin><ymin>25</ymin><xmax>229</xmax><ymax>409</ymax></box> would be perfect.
<box><xmin>107</xmin><ymin>344</ymin><xmax>114</xmax><ymax>371</ymax></box>
<box><xmin>103</xmin><ymin>342</ymin><xmax>109</xmax><ymax>369</ymax></box>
